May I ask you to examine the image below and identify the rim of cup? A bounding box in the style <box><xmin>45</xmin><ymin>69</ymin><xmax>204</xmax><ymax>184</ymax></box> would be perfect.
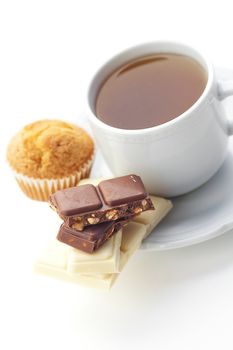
<box><xmin>87</xmin><ymin>41</ymin><xmax>214</xmax><ymax>135</ymax></box>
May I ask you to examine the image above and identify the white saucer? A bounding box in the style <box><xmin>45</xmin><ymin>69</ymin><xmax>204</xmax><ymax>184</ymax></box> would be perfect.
<box><xmin>90</xmin><ymin>67</ymin><xmax>233</xmax><ymax>251</ymax></box>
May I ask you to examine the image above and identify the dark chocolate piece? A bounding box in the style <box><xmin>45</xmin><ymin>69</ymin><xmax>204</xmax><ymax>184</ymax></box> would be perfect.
<box><xmin>57</xmin><ymin>219</ymin><xmax>128</xmax><ymax>253</ymax></box>
<box><xmin>98</xmin><ymin>175</ymin><xmax>146</xmax><ymax>205</ymax></box>
<box><xmin>52</xmin><ymin>184</ymin><xmax>102</xmax><ymax>216</ymax></box>
<box><xmin>49</xmin><ymin>174</ymin><xmax>154</xmax><ymax>230</ymax></box>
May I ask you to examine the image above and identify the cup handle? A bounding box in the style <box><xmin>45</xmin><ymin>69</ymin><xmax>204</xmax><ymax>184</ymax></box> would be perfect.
<box><xmin>217</xmin><ymin>80</ymin><xmax>233</xmax><ymax>135</ymax></box>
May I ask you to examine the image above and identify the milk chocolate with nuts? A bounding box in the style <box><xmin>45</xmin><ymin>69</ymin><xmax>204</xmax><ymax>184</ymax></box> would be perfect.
<box><xmin>49</xmin><ymin>174</ymin><xmax>154</xmax><ymax>231</ymax></box>
<box><xmin>57</xmin><ymin>219</ymin><xmax>128</xmax><ymax>253</ymax></box>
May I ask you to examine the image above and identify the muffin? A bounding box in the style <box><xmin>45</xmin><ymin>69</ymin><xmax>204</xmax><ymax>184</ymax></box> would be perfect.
<box><xmin>7</xmin><ymin>119</ymin><xmax>94</xmax><ymax>201</ymax></box>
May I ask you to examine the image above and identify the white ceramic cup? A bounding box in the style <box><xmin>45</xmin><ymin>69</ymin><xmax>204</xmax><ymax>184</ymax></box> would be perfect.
<box><xmin>87</xmin><ymin>41</ymin><xmax>233</xmax><ymax>197</ymax></box>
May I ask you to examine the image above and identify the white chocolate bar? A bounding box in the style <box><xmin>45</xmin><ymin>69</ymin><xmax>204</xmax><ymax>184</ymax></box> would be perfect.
<box><xmin>119</xmin><ymin>222</ymin><xmax>147</xmax><ymax>271</ymax></box>
<box><xmin>34</xmin><ymin>240</ymin><xmax>116</xmax><ymax>289</ymax></box>
<box><xmin>79</xmin><ymin>178</ymin><xmax>105</xmax><ymax>186</ymax></box>
<box><xmin>34</xmin><ymin>223</ymin><xmax>147</xmax><ymax>290</ymax></box>
<box><xmin>67</xmin><ymin>230</ymin><xmax>122</xmax><ymax>274</ymax></box>
<box><xmin>81</xmin><ymin>222</ymin><xmax>148</xmax><ymax>286</ymax></box>
<box><xmin>134</xmin><ymin>195</ymin><xmax>173</xmax><ymax>238</ymax></box>
<box><xmin>35</xmin><ymin>240</ymin><xmax>69</xmax><ymax>273</ymax></box>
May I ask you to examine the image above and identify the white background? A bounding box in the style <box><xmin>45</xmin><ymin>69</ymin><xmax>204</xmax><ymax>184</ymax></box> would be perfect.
<box><xmin>1</xmin><ymin>1</ymin><xmax>233</xmax><ymax>349</ymax></box>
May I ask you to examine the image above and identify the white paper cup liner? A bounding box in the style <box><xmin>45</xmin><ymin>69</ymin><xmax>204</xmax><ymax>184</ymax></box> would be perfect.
<box><xmin>12</xmin><ymin>157</ymin><xmax>93</xmax><ymax>201</ymax></box>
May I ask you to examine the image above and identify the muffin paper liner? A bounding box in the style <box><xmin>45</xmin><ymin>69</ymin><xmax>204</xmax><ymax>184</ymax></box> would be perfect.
<box><xmin>12</xmin><ymin>156</ymin><xmax>94</xmax><ymax>201</ymax></box>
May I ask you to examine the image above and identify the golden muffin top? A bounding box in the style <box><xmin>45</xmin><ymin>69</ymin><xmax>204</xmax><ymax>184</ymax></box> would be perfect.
<box><xmin>7</xmin><ymin>119</ymin><xmax>94</xmax><ymax>179</ymax></box>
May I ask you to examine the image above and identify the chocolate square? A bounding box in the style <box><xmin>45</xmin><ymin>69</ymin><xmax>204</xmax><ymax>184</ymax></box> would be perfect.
<box><xmin>52</xmin><ymin>184</ymin><xmax>102</xmax><ymax>216</ymax></box>
<box><xmin>98</xmin><ymin>174</ymin><xmax>146</xmax><ymax>206</ymax></box>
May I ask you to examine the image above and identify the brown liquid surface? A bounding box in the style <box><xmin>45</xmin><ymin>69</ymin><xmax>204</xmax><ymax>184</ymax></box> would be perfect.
<box><xmin>95</xmin><ymin>54</ymin><xmax>207</xmax><ymax>130</ymax></box>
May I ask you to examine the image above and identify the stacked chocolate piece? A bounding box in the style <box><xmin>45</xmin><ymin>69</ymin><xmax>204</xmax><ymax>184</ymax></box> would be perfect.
<box><xmin>49</xmin><ymin>174</ymin><xmax>155</xmax><ymax>253</ymax></box>
<box><xmin>35</xmin><ymin>176</ymin><xmax>173</xmax><ymax>289</ymax></box>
